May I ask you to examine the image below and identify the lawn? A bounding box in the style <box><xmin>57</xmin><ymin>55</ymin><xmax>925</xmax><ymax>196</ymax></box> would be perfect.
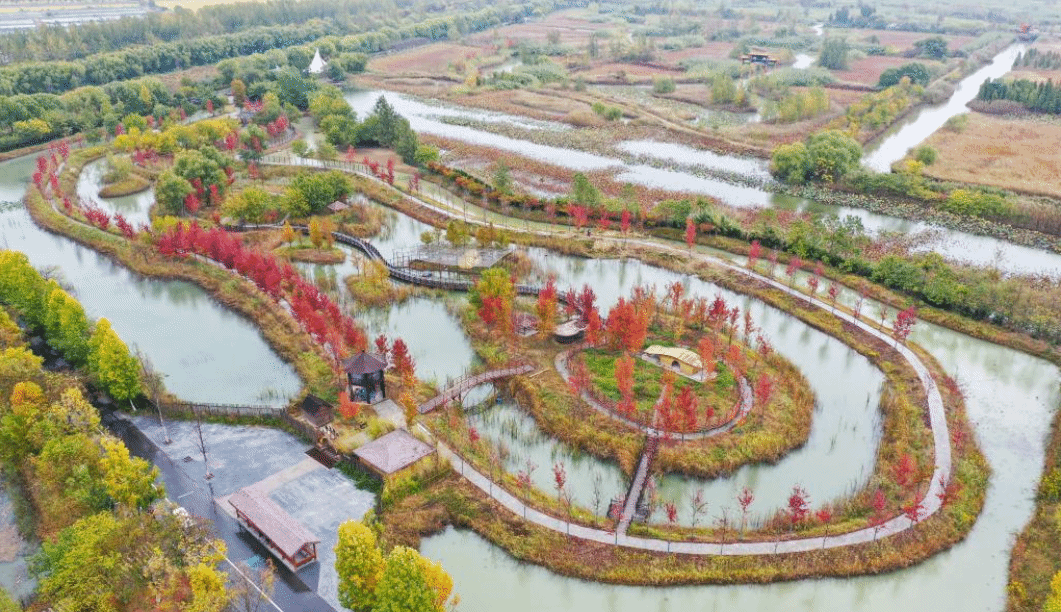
<box><xmin>582</xmin><ymin>347</ymin><xmax>736</xmax><ymax>428</ymax></box>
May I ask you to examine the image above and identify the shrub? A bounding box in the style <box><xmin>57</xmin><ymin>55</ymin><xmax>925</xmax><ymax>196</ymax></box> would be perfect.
<box><xmin>879</xmin><ymin>63</ymin><xmax>931</xmax><ymax>88</ymax></box>
<box><xmin>943</xmin><ymin>114</ymin><xmax>969</xmax><ymax>132</ymax></box>
<box><xmin>914</xmin><ymin>145</ymin><xmax>938</xmax><ymax>165</ymax></box>
<box><xmin>1041</xmin><ymin>468</ymin><xmax>1061</xmax><ymax>502</ymax></box>
<box><xmin>942</xmin><ymin>189</ymin><xmax>1009</xmax><ymax>218</ymax></box>
<box><xmin>652</xmin><ymin>77</ymin><xmax>676</xmax><ymax>94</ymax></box>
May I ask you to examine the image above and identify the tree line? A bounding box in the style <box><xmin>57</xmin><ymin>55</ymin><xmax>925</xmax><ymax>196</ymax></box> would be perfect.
<box><xmin>0</xmin><ymin>0</ymin><xmax>561</xmax><ymax>98</ymax></box>
<box><xmin>977</xmin><ymin>77</ymin><xmax>1061</xmax><ymax>114</ymax></box>
<box><xmin>0</xmin><ymin>0</ymin><xmax>556</xmax><ymax>65</ymax></box>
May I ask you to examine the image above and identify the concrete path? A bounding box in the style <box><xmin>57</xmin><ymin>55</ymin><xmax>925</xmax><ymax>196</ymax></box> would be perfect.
<box><xmin>246</xmin><ymin>154</ymin><xmax>950</xmax><ymax>553</ymax></box>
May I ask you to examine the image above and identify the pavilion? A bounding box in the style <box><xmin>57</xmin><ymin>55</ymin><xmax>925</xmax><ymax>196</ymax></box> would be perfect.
<box><xmin>354</xmin><ymin>429</ymin><xmax>435</xmax><ymax>480</ymax></box>
<box><xmin>343</xmin><ymin>351</ymin><xmax>387</xmax><ymax>403</ymax></box>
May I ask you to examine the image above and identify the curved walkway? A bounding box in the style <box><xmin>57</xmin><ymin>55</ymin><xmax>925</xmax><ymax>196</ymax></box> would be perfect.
<box><xmin>244</xmin><ymin>153</ymin><xmax>950</xmax><ymax>554</ymax></box>
<box><xmin>554</xmin><ymin>347</ymin><xmax>753</xmax><ymax>441</ymax></box>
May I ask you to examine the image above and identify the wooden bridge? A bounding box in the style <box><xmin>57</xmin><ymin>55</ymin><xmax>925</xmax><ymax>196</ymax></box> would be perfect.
<box><xmin>418</xmin><ymin>363</ymin><xmax>535</xmax><ymax>414</ymax></box>
<box><xmin>616</xmin><ymin>434</ymin><xmax>659</xmax><ymax>535</ymax></box>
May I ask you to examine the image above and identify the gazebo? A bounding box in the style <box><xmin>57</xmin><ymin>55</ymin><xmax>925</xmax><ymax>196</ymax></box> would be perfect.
<box><xmin>343</xmin><ymin>351</ymin><xmax>387</xmax><ymax>403</ymax></box>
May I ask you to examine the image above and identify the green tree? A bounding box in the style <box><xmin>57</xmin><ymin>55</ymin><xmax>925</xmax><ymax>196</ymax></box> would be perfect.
<box><xmin>0</xmin><ymin>588</ymin><xmax>20</xmax><ymax>612</ymax></box>
<box><xmin>493</xmin><ymin>160</ymin><xmax>512</xmax><ymax>195</ymax></box>
<box><xmin>43</xmin><ymin>285</ymin><xmax>91</xmax><ymax>365</ymax></box>
<box><xmin>806</xmin><ymin>129</ymin><xmax>862</xmax><ymax>182</ymax></box>
<box><xmin>914</xmin><ymin>36</ymin><xmax>948</xmax><ymax>60</ymax></box>
<box><xmin>222</xmin><ymin>187</ymin><xmax>274</xmax><ymax>223</ymax></box>
<box><xmin>335</xmin><ymin>521</ymin><xmax>384</xmax><ymax>611</ymax></box>
<box><xmin>372</xmin><ymin>546</ymin><xmax>437</xmax><ymax>612</ymax></box>
<box><xmin>33</xmin><ymin>512</ymin><xmax>125</xmax><ymax>611</ymax></box>
<box><xmin>570</xmin><ymin>173</ymin><xmax>600</xmax><ymax>207</ymax></box>
<box><xmin>914</xmin><ymin>145</ymin><xmax>937</xmax><ymax>165</ymax></box>
<box><xmin>99</xmin><ymin>436</ymin><xmax>161</xmax><ymax>510</ymax></box>
<box><xmin>818</xmin><ymin>37</ymin><xmax>849</xmax><ymax>70</ymax></box>
<box><xmin>155</xmin><ymin>170</ymin><xmax>194</xmax><ymax>216</ymax></box>
<box><xmin>288</xmin><ymin>170</ymin><xmax>351</xmax><ymax>215</ymax></box>
<box><xmin>231</xmin><ymin>78</ymin><xmax>247</xmax><ymax>107</ymax></box>
<box><xmin>88</xmin><ymin>318</ymin><xmax>142</xmax><ymax>404</ymax></box>
<box><xmin>770</xmin><ymin>142</ymin><xmax>811</xmax><ymax>184</ymax></box>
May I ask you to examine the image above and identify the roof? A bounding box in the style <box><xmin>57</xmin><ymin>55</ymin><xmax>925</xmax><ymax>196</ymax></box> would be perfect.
<box><xmin>343</xmin><ymin>351</ymin><xmax>387</xmax><ymax>375</ymax></box>
<box><xmin>645</xmin><ymin>345</ymin><xmax>703</xmax><ymax>369</ymax></box>
<box><xmin>228</xmin><ymin>489</ymin><xmax>320</xmax><ymax>558</ymax></box>
<box><xmin>327</xmin><ymin>200</ymin><xmax>349</xmax><ymax>212</ymax></box>
<box><xmin>301</xmin><ymin>394</ymin><xmax>332</xmax><ymax>416</ymax></box>
<box><xmin>553</xmin><ymin>319</ymin><xmax>586</xmax><ymax>337</ymax></box>
<box><xmin>308</xmin><ymin>49</ymin><xmax>327</xmax><ymax>74</ymax></box>
<box><xmin>354</xmin><ymin>429</ymin><xmax>434</xmax><ymax>475</ymax></box>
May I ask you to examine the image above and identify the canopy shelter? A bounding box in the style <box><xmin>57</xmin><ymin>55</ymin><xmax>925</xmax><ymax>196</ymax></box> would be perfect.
<box><xmin>229</xmin><ymin>488</ymin><xmax>320</xmax><ymax>572</ymax></box>
<box><xmin>354</xmin><ymin>429</ymin><xmax>434</xmax><ymax>479</ymax></box>
<box><xmin>644</xmin><ymin>345</ymin><xmax>704</xmax><ymax>375</ymax></box>
<box><xmin>343</xmin><ymin>351</ymin><xmax>387</xmax><ymax>403</ymax></box>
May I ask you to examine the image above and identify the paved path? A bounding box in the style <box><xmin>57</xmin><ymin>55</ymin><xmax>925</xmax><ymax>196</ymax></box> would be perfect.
<box><xmin>219</xmin><ymin>153</ymin><xmax>950</xmax><ymax>553</ymax></box>
<box><xmin>554</xmin><ymin>347</ymin><xmax>753</xmax><ymax>441</ymax></box>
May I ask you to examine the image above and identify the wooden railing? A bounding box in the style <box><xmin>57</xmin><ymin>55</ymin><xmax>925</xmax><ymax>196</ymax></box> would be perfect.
<box><xmin>418</xmin><ymin>363</ymin><xmax>535</xmax><ymax>414</ymax></box>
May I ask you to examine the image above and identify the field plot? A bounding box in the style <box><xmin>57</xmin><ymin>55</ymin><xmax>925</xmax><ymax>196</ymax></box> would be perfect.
<box><xmin>466</xmin><ymin>10</ymin><xmax>607</xmax><ymax>47</ymax></box>
<box><xmin>918</xmin><ymin>111</ymin><xmax>1061</xmax><ymax>198</ymax></box>
<box><xmin>832</xmin><ymin>55</ymin><xmax>946</xmax><ymax>86</ymax></box>
<box><xmin>822</xmin><ymin>27</ymin><xmax>975</xmax><ymax>52</ymax></box>
<box><xmin>657</xmin><ymin>42</ymin><xmax>739</xmax><ymax>65</ymax></box>
<box><xmin>369</xmin><ymin>42</ymin><xmax>490</xmax><ymax>75</ymax></box>
<box><xmin>1008</xmin><ymin>38</ymin><xmax>1061</xmax><ymax>83</ymax></box>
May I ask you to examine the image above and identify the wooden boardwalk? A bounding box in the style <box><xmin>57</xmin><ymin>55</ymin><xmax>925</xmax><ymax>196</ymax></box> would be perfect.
<box><xmin>228</xmin><ymin>222</ymin><xmax>548</xmax><ymax>298</ymax></box>
<box><xmin>418</xmin><ymin>363</ymin><xmax>535</xmax><ymax>414</ymax></box>
<box><xmin>616</xmin><ymin>435</ymin><xmax>658</xmax><ymax>535</ymax></box>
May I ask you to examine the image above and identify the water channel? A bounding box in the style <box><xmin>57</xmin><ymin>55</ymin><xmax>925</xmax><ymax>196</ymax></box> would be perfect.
<box><xmin>345</xmin><ymin>44</ymin><xmax>1061</xmax><ymax>278</ymax></box>
<box><xmin>0</xmin><ymin>155</ymin><xmax>301</xmax><ymax>406</ymax></box>
<box><xmin>862</xmin><ymin>44</ymin><xmax>1026</xmax><ymax>172</ymax></box>
<box><xmin>0</xmin><ymin>90</ymin><xmax>1057</xmax><ymax>611</ymax></box>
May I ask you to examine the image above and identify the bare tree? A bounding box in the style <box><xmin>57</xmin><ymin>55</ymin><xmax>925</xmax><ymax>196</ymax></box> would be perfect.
<box><xmin>193</xmin><ymin>408</ymin><xmax>213</xmax><ymax>480</ymax></box>
<box><xmin>228</xmin><ymin>559</ymin><xmax>276</xmax><ymax>612</ymax></box>
<box><xmin>591</xmin><ymin>472</ymin><xmax>604</xmax><ymax>520</ymax></box>
<box><xmin>136</xmin><ymin>348</ymin><xmax>171</xmax><ymax>444</ymax></box>
<box><xmin>688</xmin><ymin>488</ymin><xmax>708</xmax><ymax>529</ymax></box>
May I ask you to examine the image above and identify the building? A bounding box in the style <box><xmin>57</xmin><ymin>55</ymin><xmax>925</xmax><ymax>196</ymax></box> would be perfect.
<box><xmin>740</xmin><ymin>52</ymin><xmax>779</xmax><ymax>67</ymax></box>
<box><xmin>553</xmin><ymin>319</ymin><xmax>586</xmax><ymax>344</ymax></box>
<box><xmin>228</xmin><ymin>488</ymin><xmax>320</xmax><ymax>572</ymax></box>
<box><xmin>644</xmin><ymin>345</ymin><xmax>703</xmax><ymax>376</ymax></box>
<box><xmin>300</xmin><ymin>394</ymin><xmax>334</xmax><ymax>428</ymax></box>
<box><xmin>353</xmin><ymin>429</ymin><xmax>435</xmax><ymax>480</ymax></box>
<box><xmin>308</xmin><ymin>49</ymin><xmax>327</xmax><ymax>74</ymax></box>
<box><xmin>343</xmin><ymin>351</ymin><xmax>387</xmax><ymax>403</ymax></box>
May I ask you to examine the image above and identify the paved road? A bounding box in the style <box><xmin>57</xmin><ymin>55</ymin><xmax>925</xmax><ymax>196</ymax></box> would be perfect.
<box><xmin>106</xmin><ymin>414</ymin><xmax>336</xmax><ymax>612</ymax></box>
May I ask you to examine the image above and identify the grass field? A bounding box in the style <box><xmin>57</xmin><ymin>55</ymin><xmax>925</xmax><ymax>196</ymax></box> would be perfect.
<box><xmin>917</xmin><ymin>111</ymin><xmax>1061</xmax><ymax>198</ymax></box>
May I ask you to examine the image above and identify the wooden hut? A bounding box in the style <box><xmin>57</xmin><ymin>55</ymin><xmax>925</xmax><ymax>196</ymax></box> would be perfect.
<box><xmin>300</xmin><ymin>394</ymin><xmax>334</xmax><ymax>428</ymax></box>
<box><xmin>343</xmin><ymin>352</ymin><xmax>387</xmax><ymax>404</ymax></box>
<box><xmin>644</xmin><ymin>345</ymin><xmax>704</xmax><ymax>376</ymax></box>
<box><xmin>353</xmin><ymin>429</ymin><xmax>435</xmax><ymax>480</ymax></box>
<box><xmin>229</xmin><ymin>488</ymin><xmax>320</xmax><ymax>572</ymax></box>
